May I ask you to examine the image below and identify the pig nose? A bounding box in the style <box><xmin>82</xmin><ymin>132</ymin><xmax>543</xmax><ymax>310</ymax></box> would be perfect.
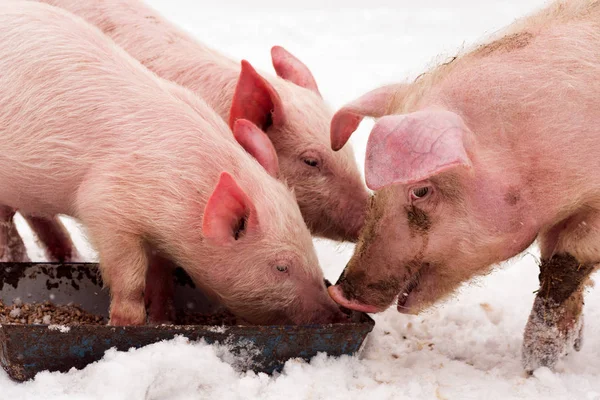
<box><xmin>320</xmin><ymin>299</ymin><xmax>350</xmax><ymax>324</ymax></box>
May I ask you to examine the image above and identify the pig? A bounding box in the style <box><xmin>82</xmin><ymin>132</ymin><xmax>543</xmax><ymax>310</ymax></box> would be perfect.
<box><xmin>328</xmin><ymin>0</ymin><xmax>600</xmax><ymax>371</ymax></box>
<box><xmin>37</xmin><ymin>0</ymin><xmax>370</xmax><ymax>243</ymax></box>
<box><xmin>0</xmin><ymin>1</ymin><xmax>344</xmax><ymax>326</ymax></box>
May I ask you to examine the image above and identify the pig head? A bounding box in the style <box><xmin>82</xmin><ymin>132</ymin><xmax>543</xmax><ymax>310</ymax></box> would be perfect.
<box><xmin>329</xmin><ymin>107</ymin><xmax>540</xmax><ymax>314</ymax></box>
<box><xmin>229</xmin><ymin>50</ymin><xmax>368</xmax><ymax>241</ymax></box>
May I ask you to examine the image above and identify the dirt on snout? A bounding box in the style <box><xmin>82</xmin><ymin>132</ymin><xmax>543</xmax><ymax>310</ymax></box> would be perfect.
<box><xmin>0</xmin><ymin>300</ymin><xmax>105</xmax><ymax>325</ymax></box>
<box><xmin>0</xmin><ymin>300</ymin><xmax>240</xmax><ymax>326</ymax></box>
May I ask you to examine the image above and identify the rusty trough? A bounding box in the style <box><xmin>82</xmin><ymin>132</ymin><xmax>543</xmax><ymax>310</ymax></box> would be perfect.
<box><xmin>0</xmin><ymin>262</ymin><xmax>374</xmax><ymax>381</ymax></box>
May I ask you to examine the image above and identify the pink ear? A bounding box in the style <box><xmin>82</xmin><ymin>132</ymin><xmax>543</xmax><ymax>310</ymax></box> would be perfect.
<box><xmin>271</xmin><ymin>46</ymin><xmax>320</xmax><ymax>96</ymax></box>
<box><xmin>229</xmin><ymin>60</ymin><xmax>284</xmax><ymax>131</ymax></box>
<box><xmin>331</xmin><ymin>83</ymin><xmax>408</xmax><ymax>151</ymax></box>
<box><xmin>365</xmin><ymin>110</ymin><xmax>472</xmax><ymax>190</ymax></box>
<box><xmin>233</xmin><ymin>119</ymin><xmax>279</xmax><ymax>178</ymax></box>
<box><xmin>202</xmin><ymin>172</ymin><xmax>257</xmax><ymax>245</ymax></box>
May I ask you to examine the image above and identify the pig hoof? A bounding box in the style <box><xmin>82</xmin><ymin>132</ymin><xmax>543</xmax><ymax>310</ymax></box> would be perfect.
<box><xmin>108</xmin><ymin>315</ymin><xmax>146</xmax><ymax>326</ymax></box>
<box><xmin>522</xmin><ymin>328</ymin><xmax>564</xmax><ymax>372</ymax></box>
<box><xmin>573</xmin><ymin>316</ymin><xmax>584</xmax><ymax>352</ymax></box>
<box><xmin>522</xmin><ymin>298</ymin><xmax>583</xmax><ymax>372</ymax></box>
<box><xmin>109</xmin><ymin>302</ymin><xmax>147</xmax><ymax>326</ymax></box>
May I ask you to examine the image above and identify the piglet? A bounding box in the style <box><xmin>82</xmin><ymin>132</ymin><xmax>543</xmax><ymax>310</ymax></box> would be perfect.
<box><xmin>328</xmin><ymin>0</ymin><xmax>600</xmax><ymax>371</ymax></box>
<box><xmin>0</xmin><ymin>1</ymin><xmax>344</xmax><ymax>326</ymax></box>
<box><xmin>39</xmin><ymin>0</ymin><xmax>370</xmax><ymax>243</ymax></box>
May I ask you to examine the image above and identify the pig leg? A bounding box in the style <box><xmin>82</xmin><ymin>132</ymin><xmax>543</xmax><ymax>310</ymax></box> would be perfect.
<box><xmin>522</xmin><ymin>212</ymin><xmax>600</xmax><ymax>372</ymax></box>
<box><xmin>23</xmin><ymin>215</ymin><xmax>80</xmax><ymax>262</ymax></box>
<box><xmin>97</xmin><ymin>234</ymin><xmax>148</xmax><ymax>326</ymax></box>
<box><xmin>0</xmin><ymin>206</ymin><xmax>30</xmax><ymax>262</ymax></box>
<box><xmin>144</xmin><ymin>249</ymin><xmax>176</xmax><ymax>324</ymax></box>
<box><xmin>521</xmin><ymin>254</ymin><xmax>594</xmax><ymax>372</ymax></box>
<box><xmin>82</xmin><ymin>217</ymin><xmax>148</xmax><ymax>325</ymax></box>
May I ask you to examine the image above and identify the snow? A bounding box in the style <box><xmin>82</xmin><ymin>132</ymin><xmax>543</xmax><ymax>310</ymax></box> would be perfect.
<box><xmin>48</xmin><ymin>325</ymin><xmax>71</xmax><ymax>333</ymax></box>
<box><xmin>3</xmin><ymin>0</ymin><xmax>600</xmax><ymax>398</ymax></box>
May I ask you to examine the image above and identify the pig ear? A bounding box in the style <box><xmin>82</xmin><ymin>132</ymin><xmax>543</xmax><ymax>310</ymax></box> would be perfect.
<box><xmin>229</xmin><ymin>60</ymin><xmax>284</xmax><ymax>132</ymax></box>
<box><xmin>365</xmin><ymin>110</ymin><xmax>472</xmax><ymax>190</ymax></box>
<box><xmin>202</xmin><ymin>172</ymin><xmax>257</xmax><ymax>245</ymax></box>
<box><xmin>233</xmin><ymin>119</ymin><xmax>279</xmax><ymax>178</ymax></box>
<box><xmin>271</xmin><ymin>46</ymin><xmax>320</xmax><ymax>96</ymax></box>
<box><xmin>331</xmin><ymin>83</ymin><xmax>409</xmax><ymax>151</ymax></box>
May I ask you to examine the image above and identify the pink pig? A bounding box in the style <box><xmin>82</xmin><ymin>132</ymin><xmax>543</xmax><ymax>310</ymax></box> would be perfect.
<box><xmin>329</xmin><ymin>0</ymin><xmax>600</xmax><ymax>371</ymax></box>
<box><xmin>38</xmin><ymin>0</ymin><xmax>370</xmax><ymax>243</ymax></box>
<box><xmin>0</xmin><ymin>1</ymin><xmax>344</xmax><ymax>326</ymax></box>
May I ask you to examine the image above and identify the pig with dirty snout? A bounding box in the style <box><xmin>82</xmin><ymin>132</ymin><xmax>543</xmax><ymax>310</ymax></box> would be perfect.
<box><xmin>0</xmin><ymin>1</ymin><xmax>344</xmax><ymax>326</ymax></box>
<box><xmin>329</xmin><ymin>0</ymin><xmax>600</xmax><ymax>371</ymax></box>
<box><xmin>38</xmin><ymin>0</ymin><xmax>370</xmax><ymax>243</ymax></box>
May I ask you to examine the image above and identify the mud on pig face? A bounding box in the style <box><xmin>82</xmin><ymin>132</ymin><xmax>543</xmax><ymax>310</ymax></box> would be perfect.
<box><xmin>329</xmin><ymin>109</ymin><xmax>537</xmax><ymax>314</ymax></box>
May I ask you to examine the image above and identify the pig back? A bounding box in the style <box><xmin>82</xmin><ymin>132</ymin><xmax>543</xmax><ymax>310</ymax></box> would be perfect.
<box><xmin>0</xmin><ymin>2</ymin><xmax>239</xmax><ymax>216</ymax></box>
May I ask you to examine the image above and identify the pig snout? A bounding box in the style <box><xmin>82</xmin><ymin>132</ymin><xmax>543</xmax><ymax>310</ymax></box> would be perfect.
<box><xmin>328</xmin><ymin>285</ymin><xmax>382</xmax><ymax>314</ymax></box>
<box><xmin>328</xmin><ymin>263</ymin><xmax>400</xmax><ymax>314</ymax></box>
<box><xmin>296</xmin><ymin>282</ymin><xmax>350</xmax><ymax>324</ymax></box>
<box><xmin>307</xmin><ymin>299</ymin><xmax>349</xmax><ymax>324</ymax></box>
<box><xmin>337</xmin><ymin>190</ymin><xmax>368</xmax><ymax>242</ymax></box>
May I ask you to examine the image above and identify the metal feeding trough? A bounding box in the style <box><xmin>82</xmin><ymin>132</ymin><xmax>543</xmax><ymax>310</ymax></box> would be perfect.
<box><xmin>0</xmin><ymin>262</ymin><xmax>374</xmax><ymax>382</ymax></box>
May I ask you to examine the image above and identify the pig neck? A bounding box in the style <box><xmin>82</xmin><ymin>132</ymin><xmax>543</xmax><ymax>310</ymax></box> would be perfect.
<box><xmin>431</xmin><ymin>93</ymin><xmax>594</xmax><ymax>240</ymax></box>
<box><xmin>414</xmin><ymin>44</ymin><xmax>600</xmax><ymax>234</ymax></box>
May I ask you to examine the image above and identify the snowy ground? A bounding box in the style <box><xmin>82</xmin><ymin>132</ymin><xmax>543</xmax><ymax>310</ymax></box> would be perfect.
<box><xmin>4</xmin><ymin>0</ymin><xmax>600</xmax><ymax>398</ymax></box>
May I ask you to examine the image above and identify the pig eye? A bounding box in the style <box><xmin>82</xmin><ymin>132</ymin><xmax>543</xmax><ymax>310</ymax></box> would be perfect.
<box><xmin>276</xmin><ymin>265</ymin><xmax>289</xmax><ymax>273</ymax></box>
<box><xmin>303</xmin><ymin>158</ymin><xmax>319</xmax><ymax>168</ymax></box>
<box><xmin>410</xmin><ymin>186</ymin><xmax>431</xmax><ymax>201</ymax></box>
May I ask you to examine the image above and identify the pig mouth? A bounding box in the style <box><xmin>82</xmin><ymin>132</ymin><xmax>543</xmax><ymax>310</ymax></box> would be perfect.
<box><xmin>328</xmin><ymin>285</ymin><xmax>384</xmax><ymax>314</ymax></box>
<box><xmin>396</xmin><ymin>278</ymin><xmax>418</xmax><ymax>312</ymax></box>
<box><xmin>396</xmin><ymin>268</ymin><xmax>424</xmax><ymax>314</ymax></box>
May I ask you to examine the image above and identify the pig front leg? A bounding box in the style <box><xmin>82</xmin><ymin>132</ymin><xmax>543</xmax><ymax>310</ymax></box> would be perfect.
<box><xmin>97</xmin><ymin>234</ymin><xmax>149</xmax><ymax>326</ymax></box>
<box><xmin>523</xmin><ymin>213</ymin><xmax>600</xmax><ymax>372</ymax></box>
<box><xmin>83</xmin><ymin>218</ymin><xmax>148</xmax><ymax>325</ymax></box>
<box><xmin>0</xmin><ymin>206</ymin><xmax>30</xmax><ymax>262</ymax></box>
<box><xmin>522</xmin><ymin>254</ymin><xmax>594</xmax><ymax>372</ymax></box>
<box><xmin>23</xmin><ymin>215</ymin><xmax>80</xmax><ymax>262</ymax></box>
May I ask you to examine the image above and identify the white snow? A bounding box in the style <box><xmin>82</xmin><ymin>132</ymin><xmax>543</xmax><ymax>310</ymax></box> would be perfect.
<box><xmin>48</xmin><ymin>325</ymin><xmax>71</xmax><ymax>333</ymax></box>
<box><xmin>4</xmin><ymin>0</ymin><xmax>600</xmax><ymax>398</ymax></box>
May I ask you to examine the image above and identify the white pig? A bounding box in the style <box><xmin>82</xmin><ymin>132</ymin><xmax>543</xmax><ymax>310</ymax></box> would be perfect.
<box><xmin>0</xmin><ymin>1</ymin><xmax>344</xmax><ymax>326</ymax></box>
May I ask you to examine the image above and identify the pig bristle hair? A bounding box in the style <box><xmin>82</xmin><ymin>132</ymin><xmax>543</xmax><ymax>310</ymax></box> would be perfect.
<box><xmin>0</xmin><ymin>1</ymin><xmax>325</xmax><ymax>324</ymax></box>
<box><xmin>392</xmin><ymin>0</ymin><xmax>600</xmax><ymax>114</ymax></box>
<box><xmin>38</xmin><ymin>0</ymin><xmax>368</xmax><ymax>242</ymax></box>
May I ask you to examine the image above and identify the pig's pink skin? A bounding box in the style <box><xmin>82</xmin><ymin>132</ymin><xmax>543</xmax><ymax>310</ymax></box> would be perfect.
<box><xmin>0</xmin><ymin>1</ymin><xmax>343</xmax><ymax>326</ymax></box>
<box><xmin>331</xmin><ymin>83</ymin><xmax>408</xmax><ymax>152</ymax></box>
<box><xmin>330</xmin><ymin>2</ymin><xmax>600</xmax><ymax>313</ymax></box>
<box><xmin>40</xmin><ymin>0</ymin><xmax>369</xmax><ymax>243</ymax></box>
